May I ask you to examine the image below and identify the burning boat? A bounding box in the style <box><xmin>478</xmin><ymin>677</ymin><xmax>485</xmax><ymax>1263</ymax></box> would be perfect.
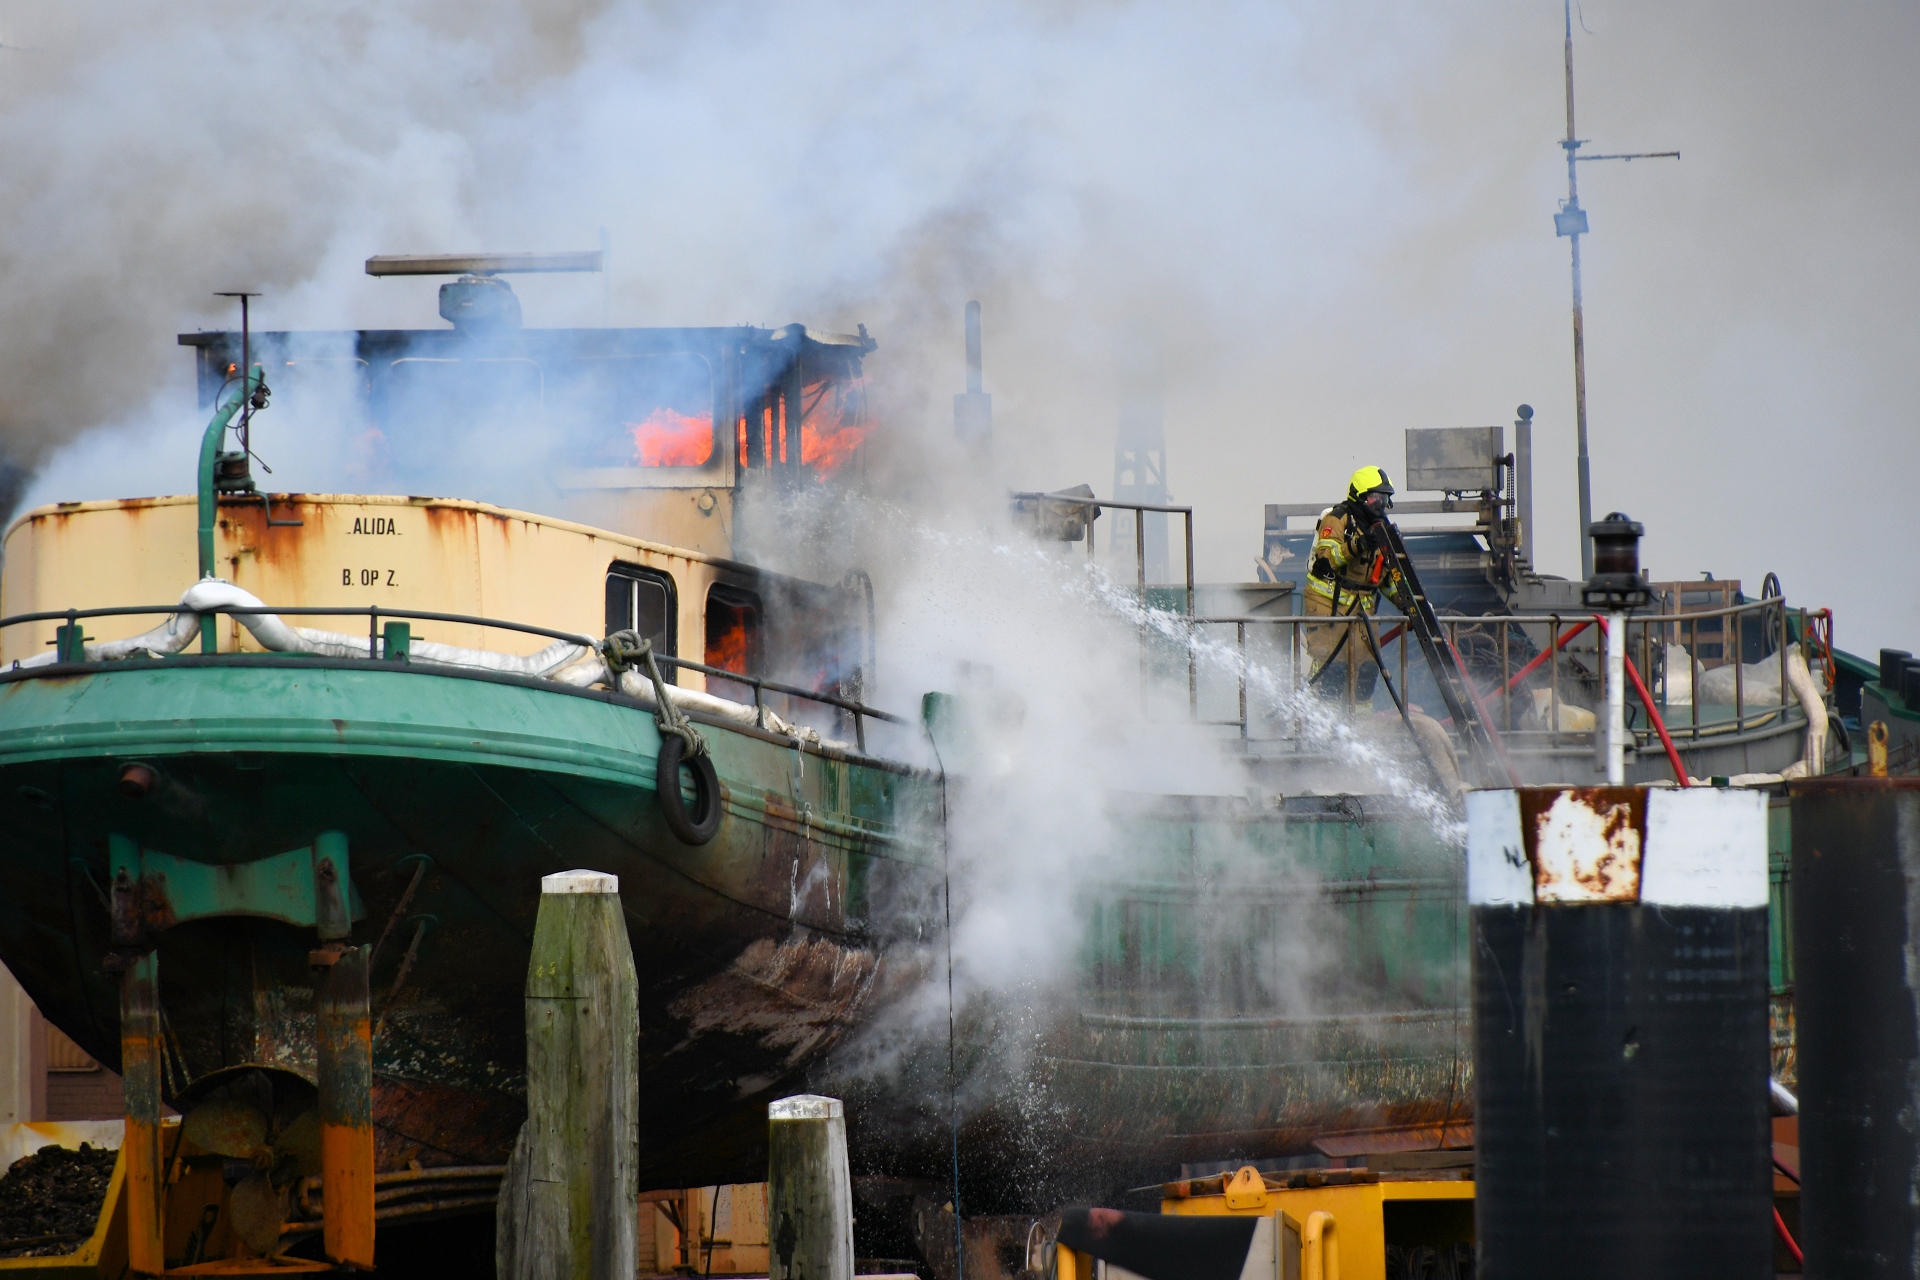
<box><xmin>0</xmin><ymin>254</ymin><xmax>939</xmax><ymax>1250</ymax></box>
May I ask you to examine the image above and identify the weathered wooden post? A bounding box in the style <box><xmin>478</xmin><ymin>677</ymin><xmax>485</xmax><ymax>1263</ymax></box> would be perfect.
<box><xmin>497</xmin><ymin>871</ymin><xmax>638</xmax><ymax>1280</ymax></box>
<box><xmin>767</xmin><ymin>1095</ymin><xmax>854</xmax><ymax>1280</ymax></box>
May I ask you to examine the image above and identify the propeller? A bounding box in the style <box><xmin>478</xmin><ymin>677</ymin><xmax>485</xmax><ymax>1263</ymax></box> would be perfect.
<box><xmin>175</xmin><ymin>1067</ymin><xmax>323</xmax><ymax>1257</ymax></box>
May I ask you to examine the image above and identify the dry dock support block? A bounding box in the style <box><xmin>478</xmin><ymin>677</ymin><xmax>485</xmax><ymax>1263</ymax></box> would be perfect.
<box><xmin>314</xmin><ymin>944</ymin><xmax>375</xmax><ymax>1267</ymax></box>
<box><xmin>118</xmin><ymin>951</ymin><xmax>165</xmax><ymax>1276</ymax></box>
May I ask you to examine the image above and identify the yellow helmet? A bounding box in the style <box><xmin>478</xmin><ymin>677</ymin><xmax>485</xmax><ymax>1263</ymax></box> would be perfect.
<box><xmin>1348</xmin><ymin>465</ymin><xmax>1394</xmax><ymax>503</ymax></box>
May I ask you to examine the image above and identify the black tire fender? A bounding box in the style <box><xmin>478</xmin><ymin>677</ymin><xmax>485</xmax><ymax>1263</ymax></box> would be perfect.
<box><xmin>656</xmin><ymin>733</ymin><xmax>722</xmax><ymax>845</ymax></box>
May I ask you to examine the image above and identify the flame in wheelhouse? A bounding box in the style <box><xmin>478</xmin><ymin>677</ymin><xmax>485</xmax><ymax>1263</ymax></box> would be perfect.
<box><xmin>628</xmin><ymin>407</ymin><xmax>715</xmax><ymax>466</ymax></box>
<box><xmin>800</xmin><ymin>377</ymin><xmax>867</xmax><ymax>472</ymax></box>
<box><xmin>707</xmin><ymin>619</ymin><xmax>750</xmax><ymax>674</ymax></box>
<box><xmin>735</xmin><ymin>377</ymin><xmax>869</xmax><ymax>475</ymax></box>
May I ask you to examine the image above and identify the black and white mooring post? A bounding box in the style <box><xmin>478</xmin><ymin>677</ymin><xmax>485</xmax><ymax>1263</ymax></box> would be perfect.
<box><xmin>1469</xmin><ymin>785</ymin><xmax>1773</xmax><ymax>1279</ymax></box>
<box><xmin>1584</xmin><ymin>512</ymin><xmax>1650</xmax><ymax>783</ymax></box>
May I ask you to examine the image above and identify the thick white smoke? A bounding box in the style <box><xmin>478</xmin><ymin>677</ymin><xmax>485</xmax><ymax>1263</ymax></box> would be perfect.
<box><xmin>8</xmin><ymin>0</ymin><xmax>1914</xmax><ymax>645</ymax></box>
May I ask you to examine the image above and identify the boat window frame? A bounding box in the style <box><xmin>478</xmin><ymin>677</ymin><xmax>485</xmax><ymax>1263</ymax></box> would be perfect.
<box><xmin>704</xmin><ymin>582</ymin><xmax>764</xmax><ymax>696</ymax></box>
<box><xmin>605</xmin><ymin>562</ymin><xmax>678</xmax><ymax>666</ymax></box>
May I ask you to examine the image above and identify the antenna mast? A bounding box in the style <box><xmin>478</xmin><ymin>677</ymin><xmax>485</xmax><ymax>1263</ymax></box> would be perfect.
<box><xmin>1556</xmin><ymin>0</ymin><xmax>1678</xmax><ymax>577</ymax></box>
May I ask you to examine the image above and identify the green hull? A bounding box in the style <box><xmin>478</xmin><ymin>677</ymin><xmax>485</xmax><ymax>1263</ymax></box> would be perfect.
<box><xmin>1058</xmin><ymin>795</ymin><xmax>1465</xmax><ymax>1156</ymax></box>
<box><xmin>2</xmin><ymin>654</ymin><xmax>1476</xmax><ymax>1204</ymax></box>
<box><xmin>836</xmin><ymin>794</ymin><xmax>1468</xmax><ymax>1206</ymax></box>
<box><xmin>0</xmin><ymin>655</ymin><xmax>936</xmax><ymax>1187</ymax></box>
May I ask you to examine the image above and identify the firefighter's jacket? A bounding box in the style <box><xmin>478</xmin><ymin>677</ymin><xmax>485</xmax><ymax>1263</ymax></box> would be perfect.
<box><xmin>1305</xmin><ymin>503</ymin><xmax>1410</xmax><ymax>616</ymax></box>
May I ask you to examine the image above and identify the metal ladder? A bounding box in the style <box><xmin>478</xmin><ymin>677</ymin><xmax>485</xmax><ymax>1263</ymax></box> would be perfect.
<box><xmin>1369</xmin><ymin>520</ymin><xmax>1520</xmax><ymax>787</ymax></box>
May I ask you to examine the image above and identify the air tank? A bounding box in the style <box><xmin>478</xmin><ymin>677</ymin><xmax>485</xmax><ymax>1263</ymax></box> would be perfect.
<box><xmin>1790</xmin><ymin>777</ymin><xmax>1920</xmax><ymax>1278</ymax></box>
<box><xmin>1469</xmin><ymin>786</ymin><xmax>1773</xmax><ymax>1280</ymax></box>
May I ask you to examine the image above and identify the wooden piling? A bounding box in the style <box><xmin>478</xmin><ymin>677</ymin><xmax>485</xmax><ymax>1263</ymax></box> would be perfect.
<box><xmin>767</xmin><ymin>1095</ymin><xmax>854</xmax><ymax>1280</ymax></box>
<box><xmin>497</xmin><ymin>870</ymin><xmax>638</xmax><ymax>1280</ymax></box>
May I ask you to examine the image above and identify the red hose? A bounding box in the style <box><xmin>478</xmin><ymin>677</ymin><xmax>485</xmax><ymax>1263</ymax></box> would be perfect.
<box><xmin>1773</xmin><ymin>1206</ymin><xmax>1803</xmax><ymax>1267</ymax></box>
<box><xmin>1502</xmin><ymin>618</ymin><xmax>1594</xmax><ymax>695</ymax></box>
<box><xmin>1593</xmin><ymin>615</ymin><xmax>1690</xmax><ymax>788</ymax></box>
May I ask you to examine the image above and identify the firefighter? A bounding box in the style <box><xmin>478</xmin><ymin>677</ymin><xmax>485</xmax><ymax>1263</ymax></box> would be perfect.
<box><xmin>1304</xmin><ymin>465</ymin><xmax>1413</xmax><ymax>699</ymax></box>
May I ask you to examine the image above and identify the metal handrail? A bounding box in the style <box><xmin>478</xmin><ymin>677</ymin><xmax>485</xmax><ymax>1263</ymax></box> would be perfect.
<box><xmin>1180</xmin><ymin>595</ymin><xmax>1813</xmax><ymax>753</ymax></box>
<box><xmin>1012</xmin><ymin>489</ymin><xmax>1200</xmax><ymax>708</ymax></box>
<box><xmin>0</xmin><ymin>601</ymin><xmax>907</xmax><ymax>744</ymax></box>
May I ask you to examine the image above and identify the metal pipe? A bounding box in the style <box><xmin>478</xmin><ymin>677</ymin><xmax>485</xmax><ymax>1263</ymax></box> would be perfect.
<box><xmin>373</xmin><ymin>1164</ymin><xmax>509</xmax><ymax>1187</ymax></box>
<box><xmin>1549</xmin><ymin>617</ymin><xmax>1562</xmax><ymax>735</ymax></box>
<box><xmin>964</xmin><ymin>302</ymin><xmax>982</xmax><ymax>394</ymax></box>
<box><xmin>1500</xmin><ymin>621</ymin><xmax>1511</xmax><ymax>730</ymax></box>
<box><xmin>1303</xmin><ymin>1210</ymin><xmax>1338</xmax><ymax>1280</ymax></box>
<box><xmin>1237</xmin><ymin>622</ymin><xmax>1248</xmax><ymax>740</ymax></box>
<box><xmin>1135</xmin><ymin>509</ymin><xmax>1146</xmax><ymax>598</ymax></box>
<box><xmin>1185</xmin><ymin>509</ymin><xmax>1197</xmax><ymax>713</ymax></box>
<box><xmin>1690</xmin><ymin>616</ymin><xmax>1701</xmax><ymax>743</ymax></box>
<box><xmin>196</xmin><ymin>370</ymin><xmax>260</xmax><ymax>648</ymax></box>
<box><xmin>1606</xmin><ymin>609</ymin><xmax>1627</xmax><ymax>782</ymax></box>
<box><xmin>1514</xmin><ymin>408</ymin><xmax>1534</xmax><ymax>564</ymax></box>
<box><xmin>1593</xmin><ymin>615</ymin><xmax>1688</xmax><ymax>787</ymax></box>
<box><xmin>1346</xmin><ymin>616</ymin><xmax>1358</xmax><ymax>707</ymax></box>
<box><xmin>1734</xmin><ymin>625</ymin><xmax>1745</xmax><ymax>732</ymax></box>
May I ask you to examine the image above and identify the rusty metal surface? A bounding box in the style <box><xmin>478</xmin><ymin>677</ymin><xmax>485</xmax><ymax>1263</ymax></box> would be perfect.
<box><xmin>180</xmin><ymin>1099</ymin><xmax>268</xmax><ymax>1160</ymax></box>
<box><xmin>314</xmin><ymin>948</ymin><xmax>372</xmax><ymax>1130</ymax></box>
<box><xmin>1311</xmin><ymin>1121</ymin><xmax>1474</xmax><ymax>1157</ymax></box>
<box><xmin>227</xmin><ymin>1176</ymin><xmax>289</xmax><ymax>1257</ymax></box>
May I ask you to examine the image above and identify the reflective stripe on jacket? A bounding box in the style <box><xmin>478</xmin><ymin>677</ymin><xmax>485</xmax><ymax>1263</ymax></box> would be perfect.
<box><xmin>1305</xmin><ymin>504</ymin><xmax>1400</xmax><ymax>608</ymax></box>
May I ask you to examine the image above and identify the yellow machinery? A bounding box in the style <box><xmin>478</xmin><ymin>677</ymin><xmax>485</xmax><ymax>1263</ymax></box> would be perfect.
<box><xmin>1057</xmin><ymin>1164</ymin><xmax>1474</xmax><ymax>1280</ymax></box>
<box><xmin>0</xmin><ymin>1120</ymin><xmax>334</xmax><ymax>1279</ymax></box>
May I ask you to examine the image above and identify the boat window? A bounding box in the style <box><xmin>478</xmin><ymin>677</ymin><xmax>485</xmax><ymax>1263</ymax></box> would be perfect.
<box><xmin>735</xmin><ymin>374</ymin><xmax>869</xmax><ymax>477</ymax></box>
<box><xmin>705</xmin><ymin>584</ymin><xmax>762</xmax><ymax>703</ymax></box>
<box><xmin>386</xmin><ymin>357</ymin><xmax>543</xmax><ymax>428</ymax></box>
<box><xmin>555</xmin><ymin>353</ymin><xmax>718</xmax><ymax>470</ymax></box>
<box><xmin>605</xmin><ymin>564</ymin><xmax>677</xmax><ymax>666</ymax></box>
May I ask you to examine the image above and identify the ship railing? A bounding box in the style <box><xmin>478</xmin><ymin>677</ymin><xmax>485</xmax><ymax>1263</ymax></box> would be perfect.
<box><xmin>0</xmin><ymin>601</ymin><xmax>907</xmax><ymax>752</ymax></box>
<box><xmin>1175</xmin><ymin>593</ymin><xmax>1827</xmax><ymax>757</ymax></box>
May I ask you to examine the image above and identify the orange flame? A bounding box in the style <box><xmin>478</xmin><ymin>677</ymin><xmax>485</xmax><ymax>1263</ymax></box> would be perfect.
<box><xmin>628</xmin><ymin>407</ymin><xmax>715</xmax><ymax>467</ymax></box>
<box><xmin>707</xmin><ymin>619</ymin><xmax>750</xmax><ymax>674</ymax></box>
<box><xmin>800</xmin><ymin>378</ymin><xmax>868</xmax><ymax>473</ymax></box>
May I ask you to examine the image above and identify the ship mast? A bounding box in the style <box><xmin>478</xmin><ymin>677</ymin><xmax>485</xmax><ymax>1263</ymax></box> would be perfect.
<box><xmin>1555</xmin><ymin>0</ymin><xmax>1677</xmax><ymax>578</ymax></box>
